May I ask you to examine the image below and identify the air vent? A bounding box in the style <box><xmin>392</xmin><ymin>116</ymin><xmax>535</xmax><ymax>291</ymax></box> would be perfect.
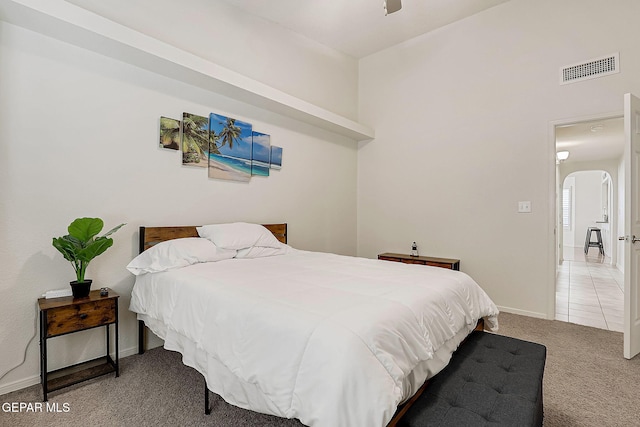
<box><xmin>560</xmin><ymin>53</ymin><xmax>619</xmax><ymax>85</ymax></box>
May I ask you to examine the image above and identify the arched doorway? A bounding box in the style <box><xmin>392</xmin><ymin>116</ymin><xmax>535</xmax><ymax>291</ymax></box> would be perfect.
<box><xmin>560</xmin><ymin>171</ymin><xmax>613</xmax><ymax>263</ymax></box>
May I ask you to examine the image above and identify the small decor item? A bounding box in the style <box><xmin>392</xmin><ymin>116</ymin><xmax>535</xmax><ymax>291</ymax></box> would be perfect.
<box><xmin>270</xmin><ymin>146</ymin><xmax>283</xmax><ymax>170</ymax></box>
<box><xmin>52</xmin><ymin>218</ymin><xmax>125</xmax><ymax>298</ymax></box>
<box><xmin>159</xmin><ymin>117</ymin><xmax>180</xmax><ymax>150</ymax></box>
<box><xmin>411</xmin><ymin>242</ymin><xmax>419</xmax><ymax>257</ymax></box>
<box><xmin>182</xmin><ymin>112</ymin><xmax>209</xmax><ymax>167</ymax></box>
<box><xmin>208</xmin><ymin>113</ymin><xmax>253</xmax><ymax>182</ymax></box>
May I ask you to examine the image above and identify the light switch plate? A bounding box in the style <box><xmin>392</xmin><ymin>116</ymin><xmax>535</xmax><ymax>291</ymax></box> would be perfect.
<box><xmin>518</xmin><ymin>201</ymin><xmax>532</xmax><ymax>213</ymax></box>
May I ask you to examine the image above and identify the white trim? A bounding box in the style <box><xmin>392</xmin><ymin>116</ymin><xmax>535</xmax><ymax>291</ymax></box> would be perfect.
<box><xmin>0</xmin><ymin>374</ymin><xmax>40</xmax><ymax>396</ymax></box>
<box><xmin>496</xmin><ymin>306</ymin><xmax>548</xmax><ymax>320</ymax></box>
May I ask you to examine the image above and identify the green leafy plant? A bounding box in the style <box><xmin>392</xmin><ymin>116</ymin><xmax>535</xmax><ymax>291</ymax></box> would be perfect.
<box><xmin>52</xmin><ymin>217</ymin><xmax>125</xmax><ymax>283</ymax></box>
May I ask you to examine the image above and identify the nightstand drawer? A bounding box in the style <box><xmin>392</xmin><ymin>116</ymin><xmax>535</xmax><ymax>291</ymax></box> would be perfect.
<box><xmin>46</xmin><ymin>299</ymin><xmax>116</xmax><ymax>337</ymax></box>
<box><xmin>400</xmin><ymin>259</ymin><xmax>423</xmax><ymax>265</ymax></box>
<box><xmin>425</xmin><ymin>261</ymin><xmax>453</xmax><ymax>269</ymax></box>
<box><xmin>378</xmin><ymin>253</ymin><xmax>460</xmax><ymax>271</ymax></box>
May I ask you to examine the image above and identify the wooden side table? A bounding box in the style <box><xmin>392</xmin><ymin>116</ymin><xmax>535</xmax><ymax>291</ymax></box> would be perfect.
<box><xmin>378</xmin><ymin>252</ymin><xmax>460</xmax><ymax>270</ymax></box>
<box><xmin>38</xmin><ymin>288</ymin><xmax>119</xmax><ymax>401</ymax></box>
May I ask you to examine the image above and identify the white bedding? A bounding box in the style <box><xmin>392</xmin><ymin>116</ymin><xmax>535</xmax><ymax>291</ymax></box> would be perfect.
<box><xmin>129</xmin><ymin>249</ymin><xmax>499</xmax><ymax>427</ymax></box>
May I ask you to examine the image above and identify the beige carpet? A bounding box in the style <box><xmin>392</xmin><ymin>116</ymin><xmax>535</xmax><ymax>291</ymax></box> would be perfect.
<box><xmin>496</xmin><ymin>312</ymin><xmax>640</xmax><ymax>427</ymax></box>
<box><xmin>1</xmin><ymin>312</ymin><xmax>639</xmax><ymax>426</ymax></box>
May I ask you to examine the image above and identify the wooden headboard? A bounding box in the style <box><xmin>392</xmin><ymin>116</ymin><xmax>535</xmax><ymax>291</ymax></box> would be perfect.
<box><xmin>139</xmin><ymin>223</ymin><xmax>287</xmax><ymax>253</ymax></box>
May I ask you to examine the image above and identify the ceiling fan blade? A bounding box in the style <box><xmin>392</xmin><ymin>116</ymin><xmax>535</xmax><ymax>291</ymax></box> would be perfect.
<box><xmin>384</xmin><ymin>0</ymin><xmax>402</xmax><ymax>15</ymax></box>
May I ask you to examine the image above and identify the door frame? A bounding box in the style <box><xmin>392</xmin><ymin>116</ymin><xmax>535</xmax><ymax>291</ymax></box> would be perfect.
<box><xmin>548</xmin><ymin>111</ymin><xmax>623</xmax><ymax>320</ymax></box>
<box><xmin>622</xmin><ymin>92</ymin><xmax>640</xmax><ymax>359</ymax></box>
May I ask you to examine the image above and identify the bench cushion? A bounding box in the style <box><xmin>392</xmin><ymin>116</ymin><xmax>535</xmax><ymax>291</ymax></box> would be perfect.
<box><xmin>399</xmin><ymin>331</ymin><xmax>546</xmax><ymax>427</ymax></box>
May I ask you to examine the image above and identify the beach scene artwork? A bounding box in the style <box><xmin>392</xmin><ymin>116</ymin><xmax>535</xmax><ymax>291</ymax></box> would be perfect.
<box><xmin>208</xmin><ymin>113</ymin><xmax>253</xmax><ymax>182</ymax></box>
<box><xmin>181</xmin><ymin>112</ymin><xmax>209</xmax><ymax>167</ymax></box>
<box><xmin>251</xmin><ymin>131</ymin><xmax>271</xmax><ymax>176</ymax></box>
<box><xmin>159</xmin><ymin>117</ymin><xmax>180</xmax><ymax>150</ymax></box>
<box><xmin>159</xmin><ymin>112</ymin><xmax>282</xmax><ymax>181</ymax></box>
<box><xmin>270</xmin><ymin>146</ymin><xmax>283</xmax><ymax>170</ymax></box>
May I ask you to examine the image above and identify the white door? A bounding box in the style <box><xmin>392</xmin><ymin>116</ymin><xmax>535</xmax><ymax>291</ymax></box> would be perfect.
<box><xmin>624</xmin><ymin>93</ymin><xmax>640</xmax><ymax>359</ymax></box>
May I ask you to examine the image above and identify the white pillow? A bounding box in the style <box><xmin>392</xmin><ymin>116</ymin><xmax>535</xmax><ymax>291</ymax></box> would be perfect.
<box><xmin>196</xmin><ymin>222</ymin><xmax>282</xmax><ymax>250</ymax></box>
<box><xmin>235</xmin><ymin>244</ymin><xmax>291</xmax><ymax>259</ymax></box>
<box><xmin>126</xmin><ymin>237</ymin><xmax>236</xmax><ymax>275</ymax></box>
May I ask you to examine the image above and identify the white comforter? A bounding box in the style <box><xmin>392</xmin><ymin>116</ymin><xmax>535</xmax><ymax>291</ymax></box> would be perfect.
<box><xmin>129</xmin><ymin>249</ymin><xmax>498</xmax><ymax>427</ymax></box>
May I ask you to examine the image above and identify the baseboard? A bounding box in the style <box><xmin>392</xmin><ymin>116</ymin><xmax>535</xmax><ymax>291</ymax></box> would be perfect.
<box><xmin>497</xmin><ymin>305</ymin><xmax>548</xmax><ymax>320</ymax></box>
<box><xmin>0</xmin><ymin>345</ymin><xmax>142</xmax><ymax>397</ymax></box>
<box><xmin>118</xmin><ymin>345</ymin><xmax>141</xmax><ymax>359</ymax></box>
<box><xmin>0</xmin><ymin>374</ymin><xmax>41</xmax><ymax>396</ymax></box>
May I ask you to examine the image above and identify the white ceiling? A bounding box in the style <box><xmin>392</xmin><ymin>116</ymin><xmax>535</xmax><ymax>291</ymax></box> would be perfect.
<box><xmin>219</xmin><ymin>0</ymin><xmax>511</xmax><ymax>58</ymax></box>
<box><xmin>226</xmin><ymin>0</ymin><xmax>624</xmax><ymax>162</ymax></box>
<box><xmin>556</xmin><ymin>117</ymin><xmax>624</xmax><ymax>164</ymax></box>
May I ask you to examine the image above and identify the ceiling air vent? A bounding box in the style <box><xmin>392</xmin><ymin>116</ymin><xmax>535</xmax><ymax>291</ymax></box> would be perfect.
<box><xmin>560</xmin><ymin>53</ymin><xmax>619</xmax><ymax>85</ymax></box>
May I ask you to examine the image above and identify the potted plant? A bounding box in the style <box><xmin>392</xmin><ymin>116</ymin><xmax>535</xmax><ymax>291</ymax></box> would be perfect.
<box><xmin>52</xmin><ymin>217</ymin><xmax>125</xmax><ymax>298</ymax></box>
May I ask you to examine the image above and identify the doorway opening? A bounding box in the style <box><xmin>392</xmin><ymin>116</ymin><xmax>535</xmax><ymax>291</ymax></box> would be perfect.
<box><xmin>556</xmin><ymin>171</ymin><xmax>623</xmax><ymax>330</ymax></box>
<box><xmin>554</xmin><ymin>116</ymin><xmax>624</xmax><ymax>331</ymax></box>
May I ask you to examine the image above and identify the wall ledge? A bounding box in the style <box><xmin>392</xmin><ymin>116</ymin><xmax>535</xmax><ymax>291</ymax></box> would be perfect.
<box><xmin>0</xmin><ymin>0</ymin><xmax>375</xmax><ymax>141</ymax></box>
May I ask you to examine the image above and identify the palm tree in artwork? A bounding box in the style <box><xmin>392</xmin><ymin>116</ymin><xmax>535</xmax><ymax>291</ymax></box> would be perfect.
<box><xmin>182</xmin><ymin>114</ymin><xmax>209</xmax><ymax>163</ymax></box>
<box><xmin>209</xmin><ymin>128</ymin><xmax>220</xmax><ymax>155</ymax></box>
<box><xmin>159</xmin><ymin>117</ymin><xmax>180</xmax><ymax>149</ymax></box>
<box><xmin>216</xmin><ymin>118</ymin><xmax>242</xmax><ymax>151</ymax></box>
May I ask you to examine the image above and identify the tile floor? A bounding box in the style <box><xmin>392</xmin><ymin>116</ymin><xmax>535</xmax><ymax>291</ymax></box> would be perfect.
<box><xmin>555</xmin><ymin>246</ymin><xmax>624</xmax><ymax>332</ymax></box>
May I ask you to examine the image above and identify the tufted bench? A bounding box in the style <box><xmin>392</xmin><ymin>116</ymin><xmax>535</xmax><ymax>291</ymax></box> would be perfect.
<box><xmin>398</xmin><ymin>331</ymin><xmax>546</xmax><ymax>427</ymax></box>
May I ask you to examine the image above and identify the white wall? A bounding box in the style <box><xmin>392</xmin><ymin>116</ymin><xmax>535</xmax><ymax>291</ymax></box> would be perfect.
<box><xmin>65</xmin><ymin>0</ymin><xmax>359</xmax><ymax>120</ymax></box>
<box><xmin>0</xmin><ymin>21</ymin><xmax>357</xmax><ymax>393</ymax></box>
<box><xmin>358</xmin><ymin>0</ymin><xmax>640</xmax><ymax>318</ymax></box>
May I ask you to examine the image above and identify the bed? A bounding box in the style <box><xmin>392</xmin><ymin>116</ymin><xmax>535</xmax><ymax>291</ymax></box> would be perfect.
<box><xmin>128</xmin><ymin>223</ymin><xmax>499</xmax><ymax>427</ymax></box>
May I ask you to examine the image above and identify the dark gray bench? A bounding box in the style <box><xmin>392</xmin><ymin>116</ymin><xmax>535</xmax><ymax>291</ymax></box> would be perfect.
<box><xmin>398</xmin><ymin>331</ymin><xmax>546</xmax><ymax>427</ymax></box>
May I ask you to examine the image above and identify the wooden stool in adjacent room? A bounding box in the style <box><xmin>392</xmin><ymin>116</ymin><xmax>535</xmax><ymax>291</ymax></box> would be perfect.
<box><xmin>584</xmin><ymin>227</ymin><xmax>604</xmax><ymax>255</ymax></box>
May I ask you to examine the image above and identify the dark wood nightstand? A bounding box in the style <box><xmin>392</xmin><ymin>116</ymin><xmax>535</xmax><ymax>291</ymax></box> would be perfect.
<box><xmin>378</xmin><ymin>253</ymin><xmax>460</xmax><ymax>270</ymax></box>
<box><xmin>38</xmin><ymin>288</ymin><xmax>119</xmax><ymax>401</ymax></box>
